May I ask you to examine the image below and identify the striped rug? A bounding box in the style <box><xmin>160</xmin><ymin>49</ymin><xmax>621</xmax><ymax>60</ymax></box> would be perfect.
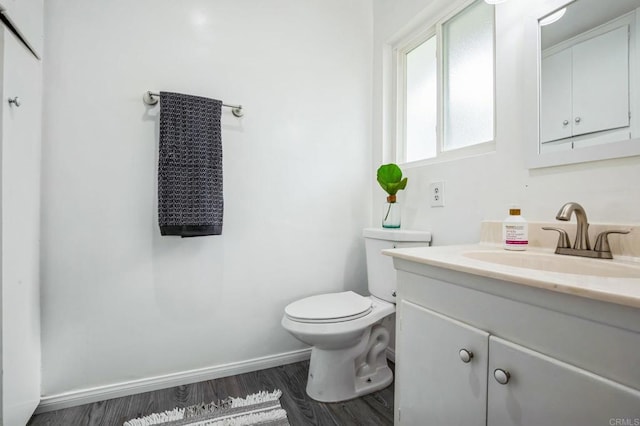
<box><xmin>123</xmin><ymin>389</ymin><xmax>289</xmax><ymax>426</ymax></box>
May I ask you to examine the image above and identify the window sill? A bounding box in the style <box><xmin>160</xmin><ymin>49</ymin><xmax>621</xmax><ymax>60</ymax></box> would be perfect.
<box><xmin>400</xmin><ymin>140</ymin><xmax>496</xmax><ymax>169</ymax></box>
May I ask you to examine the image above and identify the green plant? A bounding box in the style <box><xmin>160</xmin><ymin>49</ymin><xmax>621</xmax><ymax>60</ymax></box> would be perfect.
<box><xmin>377</xmin><ymin>163</ymin><xmax>407</xmax><ymax>221</ymax></box>
<box><xmin>377</xmin><ymin>163</ymin><xmax>407</xmax><ymax>202</ymax></box>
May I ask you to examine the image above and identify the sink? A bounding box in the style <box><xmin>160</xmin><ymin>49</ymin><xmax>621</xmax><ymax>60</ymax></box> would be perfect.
<box><xmin>463</xmin><ymin>250</ymin><xmax>640</xmax><ymax>278</ymax></box>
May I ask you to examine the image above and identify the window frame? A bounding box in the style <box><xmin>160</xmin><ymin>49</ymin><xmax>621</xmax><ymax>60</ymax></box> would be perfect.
<box><xmin>393</xmin><ymin>0</ymin><xmax>497</xmax><ymax>168</ymax></box>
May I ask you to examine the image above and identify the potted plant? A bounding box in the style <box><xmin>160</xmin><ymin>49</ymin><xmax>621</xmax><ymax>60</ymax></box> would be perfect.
<box><xmin>377</xmin><ymin>163</ymin><xmax>407</xmax><ymax>228</ymax></box>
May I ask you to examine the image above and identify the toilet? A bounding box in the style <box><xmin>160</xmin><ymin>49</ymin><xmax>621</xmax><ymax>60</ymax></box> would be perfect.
<box><xmin>281</xmin><ymin>228</ymin><xmax>432</xmax><ymax>402</ymax></box>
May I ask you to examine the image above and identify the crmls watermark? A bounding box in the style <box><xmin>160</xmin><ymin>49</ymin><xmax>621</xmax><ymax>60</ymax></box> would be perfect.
<box><xmin>610</xmin><ymin>418</ymin><xmax>640</xmax><ymax>426</ymax></box>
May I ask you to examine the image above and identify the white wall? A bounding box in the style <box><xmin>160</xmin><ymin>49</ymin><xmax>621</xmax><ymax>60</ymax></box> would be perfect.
<box><xmin>41</xmin><ymin>0</ymin><xmax>640</xmax><ymax>403</ymax></box>
<box><xmin>372</xmin><ymin>0</ymin><xmax>640</xmax><ymax>245</ymax></box>
<box><xmin>40</xmin><ymin>0</ymin><xmax>373</xmax><ymax>397</ymax></box>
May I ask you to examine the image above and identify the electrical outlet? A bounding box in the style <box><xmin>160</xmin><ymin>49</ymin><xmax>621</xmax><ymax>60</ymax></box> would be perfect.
<box><xmin>429</xmin><ymin>181</ymin><xmax>445</xmax><ymax>207</ymax></box>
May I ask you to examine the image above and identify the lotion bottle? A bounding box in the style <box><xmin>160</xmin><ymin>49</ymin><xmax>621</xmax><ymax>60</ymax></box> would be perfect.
<box><xmin>503</xmin><ymin>206</ymin><xmax>528</xmax><ymax>251</ymax></box>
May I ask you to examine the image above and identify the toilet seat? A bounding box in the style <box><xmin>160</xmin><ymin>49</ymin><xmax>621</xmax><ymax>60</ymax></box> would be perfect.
<box><xmin>284</xmin><ymin>291</ymin><xmax>373</xmax><ymax>323</ymax></box>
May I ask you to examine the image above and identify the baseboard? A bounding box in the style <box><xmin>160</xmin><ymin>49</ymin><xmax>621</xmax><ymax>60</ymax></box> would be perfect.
<box><xmin>35</xmin><ymin>348</ymin><xmax>311</xmax><ymax>414</ymax></box>
<box><xmin>386</xmin><ymin>347</ymin><xmax>396</xmax><ymax>363</ymax></box>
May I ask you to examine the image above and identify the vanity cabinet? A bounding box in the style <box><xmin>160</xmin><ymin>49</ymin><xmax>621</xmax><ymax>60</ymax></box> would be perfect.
<box><xmin>0</xmin><ymin>0</ymin><xmax>43</xmax><ymax>57</ymax></box>
<box><xmin>398</xmin><ymin>301</ymin><xmax>488</xmax><ymax>425</ymax></box>
<box><xmin>488</xmin><ymin>336</ymin><xmax>640</xmax><ymax>426</ymax></box>
<box><xmin>394</xmin><ymin>264</ymin><xmax>640</xmax><ymax>426</ymax></box>
<box><xmin>540</xmin><ymin>25</ymin><xmax>629</xmax><ymax>146</ymax></box>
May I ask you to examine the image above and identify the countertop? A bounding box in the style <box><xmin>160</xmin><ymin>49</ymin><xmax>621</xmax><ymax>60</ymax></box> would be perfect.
<box><xmin>383</xmin><ymin>243</ymin><xmax>640</xmax><ymax>309</ymax></box>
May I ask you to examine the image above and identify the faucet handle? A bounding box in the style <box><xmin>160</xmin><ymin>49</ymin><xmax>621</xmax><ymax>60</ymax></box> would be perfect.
<box><xmin>542</xmin><ymin>227</ymin><xmax>571</xmax><ymax>249</ymax></box>
<box><xmin>593</xmin><ymin>230</ymin><xmax>631</xmax><ymax>253</ymax></box>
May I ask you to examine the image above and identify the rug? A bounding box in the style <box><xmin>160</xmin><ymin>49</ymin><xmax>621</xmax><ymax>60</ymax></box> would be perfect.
<box><xmin>123</xmin><ymin>389</ymin><xmax>290</xmax><ymax>426</ymax></box>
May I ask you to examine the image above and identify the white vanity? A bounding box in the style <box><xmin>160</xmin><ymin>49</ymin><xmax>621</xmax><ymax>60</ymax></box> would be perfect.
<box><xmin>385</xmin><ymin>227</ymin><xmax>640</xmax><ymax>425</ymax></box>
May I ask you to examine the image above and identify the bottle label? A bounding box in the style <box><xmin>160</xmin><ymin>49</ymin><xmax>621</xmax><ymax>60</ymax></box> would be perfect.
<box><xmin>504</xmin><ymin>224</ymin><xmax>528</xmax><ymax>245</ymax></box>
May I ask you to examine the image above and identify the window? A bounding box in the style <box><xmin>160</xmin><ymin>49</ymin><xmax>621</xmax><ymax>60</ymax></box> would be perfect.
<box><xmin>405</xmin><ymin>36</ymin><xmax>438</xmax><ymax>161</ymax></box>
<box><xmin>396</xmin><ymin>0</ymin><xmax>495</xmax><ymax>164</ymax></box>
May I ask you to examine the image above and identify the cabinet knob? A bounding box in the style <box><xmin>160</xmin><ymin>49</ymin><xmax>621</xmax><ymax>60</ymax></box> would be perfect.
<box><xmin>562</xmin><ymin>120</ymin><xmax>569</xmax><ymax>126</ymax></box>
<box><xmin>8</xmin><ymin>97</ymin><xmax>20</xmax><ymax>107</ymax></box>
<box><xmin>494</xmin><ymin>368</ymin><xmax>511</xmax><ymax>385</ymax></box>
<box><xmin>459</xmin><ymin>349</ymin><xmax>474</xmax><ymax>363</ymax></box>
<box><xmin>574</xmin><ymin>117</ymin><xmax>581</xmax><ymax>123</ymax></box>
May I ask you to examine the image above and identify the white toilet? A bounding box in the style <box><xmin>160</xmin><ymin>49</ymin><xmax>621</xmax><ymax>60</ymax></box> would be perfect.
<box><xmin>281</xmin><ymin>228</ymin><xmax>432</xmax><ymax>402</ymax></box>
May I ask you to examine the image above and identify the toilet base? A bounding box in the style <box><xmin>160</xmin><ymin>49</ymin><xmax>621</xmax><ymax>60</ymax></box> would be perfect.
<box><xmin>305</xmin><ymin>324</ymin><xmax>393</xmax><ymax>402</ymax></box>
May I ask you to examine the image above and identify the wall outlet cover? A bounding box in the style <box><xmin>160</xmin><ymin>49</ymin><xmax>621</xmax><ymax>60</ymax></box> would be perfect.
<box><xmin>429</xmin><ymin>181</ymin><xmax>445</xmax><ymax>207</ymax></box>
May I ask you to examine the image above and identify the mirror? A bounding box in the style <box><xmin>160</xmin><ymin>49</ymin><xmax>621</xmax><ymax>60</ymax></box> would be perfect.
<box><xmin>526</xmin><ymin>0</ymin><xmax>640</xmax><ymax>168</ymax></box>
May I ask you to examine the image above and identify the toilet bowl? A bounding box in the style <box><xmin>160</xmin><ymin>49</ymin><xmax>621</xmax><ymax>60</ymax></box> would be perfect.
<box><xmin>282</xmin><ymin>292</ymin><xmax>395</xmax><ymax>402</ymax></box>
<box><xmin>281</xmin><ymin>228</ymin><xmax>432</xmax><ymax>402</ymax></box>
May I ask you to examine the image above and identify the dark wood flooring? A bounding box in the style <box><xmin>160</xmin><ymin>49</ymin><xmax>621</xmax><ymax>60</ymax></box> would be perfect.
<box><xmin>28</xmin><ymin>360</ymin><xmax>394</xmax><ymax>426</ymax></box>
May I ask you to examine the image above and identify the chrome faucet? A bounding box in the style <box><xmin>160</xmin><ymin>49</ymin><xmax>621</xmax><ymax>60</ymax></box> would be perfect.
<box><xmin>555</xmin><ymin>202</ymin><xmax>590</xmax><ymax>250</ymax></box>
<box><xmin>542</xmin><ymin>202</ymin><xmax>629</xmax><ymax>259</ymax></box>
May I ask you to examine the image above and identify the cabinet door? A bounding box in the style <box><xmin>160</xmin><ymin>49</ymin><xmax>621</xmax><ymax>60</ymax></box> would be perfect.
<box><xmin>572</xmin><ymin>26</ymin><xmax>629</xmax><ymax>137</ymax></box>
<box><xmin>540</xmin><ymin>49</ymin><xmax>572</xmax><ymax>143</ymax></box>
<box><xmin>396</xmin><ymin>301</ymin><xmax>488</xmax><ymax>426</ymax></box>
<box><xmin>1</xmin><ymin>27</ymin><xmax>42</xmax><ymax>426</ymax></box>
<box><xmin>488</xmin><ymin>336</ymin><xmax>640</xmax><ymax>426</ymax></box>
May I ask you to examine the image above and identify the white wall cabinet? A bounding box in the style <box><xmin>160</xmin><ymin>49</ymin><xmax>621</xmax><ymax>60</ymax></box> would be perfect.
<box><xmin>0</xmin><ymin>0</ymin><xmax>43</xmax><ymax>57</ymax></box>
<box><xmin>540</xmin><ymin>25</ymin><xmax>629</xmax><ymax>145</ymax></box>
<box><xmin>0</xmin><ymin>25</ymin><xmax>42</xmax><ymax>426</ymax></box>
<box><xmin>393</xmin><ymin>262</ymin><xmax>640</xmax><ymax>426</ymax></box>
<box><xmin>540</xmin><ymin>48</ymin><xmax>572</xmax><ymax>143</ymax></box>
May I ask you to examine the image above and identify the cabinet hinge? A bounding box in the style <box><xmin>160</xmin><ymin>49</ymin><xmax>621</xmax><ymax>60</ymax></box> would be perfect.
<box><xmin>398</xmin><ymin>408</ymin><xmax>401</xmax><ymax>422</ymax></box>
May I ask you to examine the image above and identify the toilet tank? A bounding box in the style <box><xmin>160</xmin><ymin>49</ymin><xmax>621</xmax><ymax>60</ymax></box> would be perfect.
<box><xmin>363</xmin><ymin>228</ymin><xmax>432</xmax><ymax>303</ymax></box>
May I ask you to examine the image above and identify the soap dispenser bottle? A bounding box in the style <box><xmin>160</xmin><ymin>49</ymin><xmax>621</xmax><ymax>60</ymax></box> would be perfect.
<box><xmin>503</xmin><ymin>206</ymin><xmax>528</xmax><ymax>251</ymax></box>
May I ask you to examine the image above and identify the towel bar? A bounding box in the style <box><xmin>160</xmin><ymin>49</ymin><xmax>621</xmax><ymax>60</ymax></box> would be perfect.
<box><xmin>143</xmin><ymin>91</ymin><xmax>243</xmax><ymax>117</ymax></box>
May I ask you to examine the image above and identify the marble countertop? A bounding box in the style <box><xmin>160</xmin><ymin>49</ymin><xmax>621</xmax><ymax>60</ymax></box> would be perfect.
<box><xmin>383</xmin><ymin>243</ymin><xmax>640</xmax><ymax>309</ymax></box>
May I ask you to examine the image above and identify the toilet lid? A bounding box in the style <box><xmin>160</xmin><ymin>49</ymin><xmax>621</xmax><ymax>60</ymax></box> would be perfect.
<box><xmin>285</xmin><ymin>291</ymin><xmax>373</xmax><ymax>323</ymax></box>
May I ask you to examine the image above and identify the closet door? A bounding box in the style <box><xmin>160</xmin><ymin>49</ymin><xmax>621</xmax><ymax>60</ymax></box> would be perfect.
<box><xmin>1</xmin><ymin>26</ymin><xmax>42</xmax><ymax>426</ymax></box>
<box><xmin>572</xmin><ymin>26</ymin><xmax>629</xmax><ymax>137</ymax></box>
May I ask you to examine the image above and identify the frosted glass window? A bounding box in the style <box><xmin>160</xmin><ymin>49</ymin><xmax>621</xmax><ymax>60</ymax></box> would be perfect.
<box><xmin>405</xmin><ymin>36</ymin><xmax>437</xmax><ymax>162</ymax></box>
<box><xmin>443</xmin><ymin>0</ymin><xmax>494</xmax><ymax>151</ymax></box>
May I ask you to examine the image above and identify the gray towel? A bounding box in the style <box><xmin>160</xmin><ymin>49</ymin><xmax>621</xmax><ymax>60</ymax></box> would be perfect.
<box><xmin>158</xmin><ymin>91</ymin><xmax>223</xmax><ymax>237</ymax></box>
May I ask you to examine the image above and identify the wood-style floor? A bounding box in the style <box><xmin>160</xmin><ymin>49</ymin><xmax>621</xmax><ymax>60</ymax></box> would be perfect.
<box><xmin>28</xmin><ymin>360</ymin><xmax>394</xmax><ymax>426</ymax></box>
